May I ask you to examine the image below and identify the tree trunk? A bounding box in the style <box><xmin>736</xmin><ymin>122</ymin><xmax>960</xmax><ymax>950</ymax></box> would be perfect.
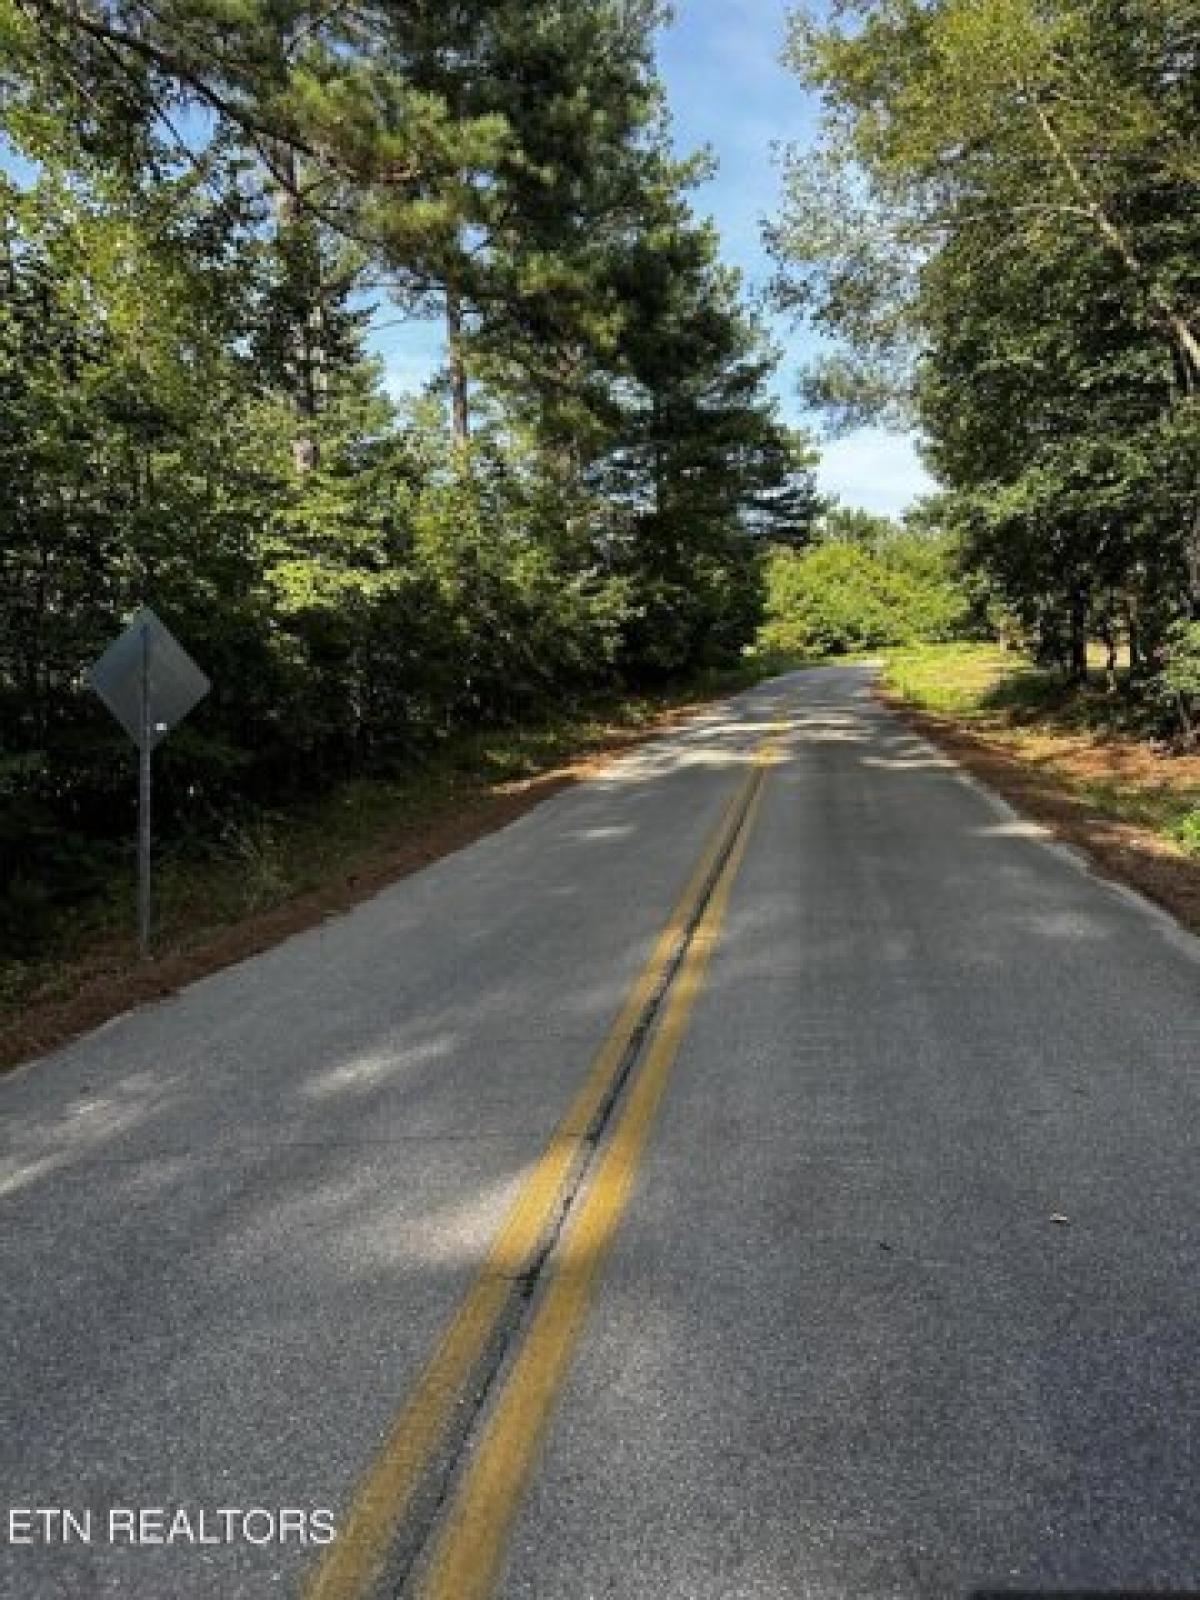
<box><xmin>1103</xmin><ymin>626</ymin><xmax>1118</xmax><ymax>694</ymax></box>
<box><xmin>1178</xmin><ymin>693</ymin><xmax>1197</xmax><ymax>751</ymax></box>
<box><xmin>1181</xmin><ymin>360</ymin><xmax>1200</xmax><ymax>619</ymax></box>
<box><xmin>1029</xmin><ymin>97</ymin><xmax>1200</xmax><ymax>393</ymax></box>
<box><xmin>1126</xmin><ymin>586</ymin><xmax>1143</xmax><ymax>678</ymax></box>
<box><xmin>273</xmin><ymin>143</ymin><xmax>320</xmax><ymax>474</ymax></box>
<box><xmin>447</xmin><ymin>285</ymin><xmax>470</xmax><ymax>447</ymax></box>
<box><xmin>1068</xmin><ymin>586</ymin><xmax>1089</xmax><ymax>685</ymax></box>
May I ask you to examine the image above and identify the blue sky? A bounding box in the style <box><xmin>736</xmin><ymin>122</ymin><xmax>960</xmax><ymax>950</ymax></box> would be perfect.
<box><xmin>1</xmin><ymin>4</ymin><xmax>934</xmax><ymax>514</ymax></box>
<box><xmin>653</xmin><ymin>0</ymin><xmax>934</xmax><ymax>515</ymax></box>
<box><xmin>370</xmin><ymin>0</ymin><xmax>935</xmax><ymax>516</ymax></box>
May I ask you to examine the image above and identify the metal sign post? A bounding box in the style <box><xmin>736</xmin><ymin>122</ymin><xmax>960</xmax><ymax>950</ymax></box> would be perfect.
<box><xmin>87</xmin><ymin>609</ymin><xmax>210</xmax><ymax>960</ymax></box>
<box><xmin>138</xmin><ymin>621</ymin><xmax>153</xmax><ymax>960</ymax></box>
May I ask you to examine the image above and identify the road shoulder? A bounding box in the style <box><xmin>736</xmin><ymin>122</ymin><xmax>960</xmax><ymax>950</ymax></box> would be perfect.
<box><xmin>0</xmin><ymin>689</ymin><xmax>746</xmax><ymax>1076</ymax></box>
<box><xmin>878</xmin><ymin>686</ymin><xmax>1200</xmax><ymax>940</ymax></box>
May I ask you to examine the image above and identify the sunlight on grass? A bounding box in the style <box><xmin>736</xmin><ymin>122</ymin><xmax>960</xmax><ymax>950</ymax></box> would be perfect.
<box><xmin>881</xmin><ymin>643</ymin><xmax>1027</xmax><ymax>715</ymax></box>
<box><xmin>881</xmin><ymin>644</ymin><xmax>1200</xmax><ymax>860</ymax></box>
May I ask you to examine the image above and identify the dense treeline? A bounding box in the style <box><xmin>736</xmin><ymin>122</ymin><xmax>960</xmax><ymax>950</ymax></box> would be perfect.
<box><xmin>770</xmin><ymin>0</ymin><xmax>1200</xmax><ymax>736</ymax></box>
<box><xmin>0</xmin><ymin>0</ymin><xmax>818</xmax><ymax>941</ymax></box>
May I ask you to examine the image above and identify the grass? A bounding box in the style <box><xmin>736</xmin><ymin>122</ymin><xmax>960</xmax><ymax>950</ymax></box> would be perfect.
<box><xmin>1</xmin><ymin>649</ymin><xmax>809</xmax><ymax>1035</ymax></box>
<box><xmin>882</xmin><ymin>642</ymin><xmax>1032</xmax><ymax>715</ymax></box>
<box><xmin>881</xmin><ymin>642</ymin><xmax>1200</xmax><ymax>859</ymax></box>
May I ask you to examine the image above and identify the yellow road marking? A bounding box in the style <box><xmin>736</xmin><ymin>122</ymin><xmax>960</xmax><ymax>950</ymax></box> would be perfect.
<box><xmin>305</xmin><ymin>737</ymin><xmax>779</xmax><ymax>1600</ymax></box>
<box><xmin>418</xmin><ymin>757</ymin><xmax>771</xmax><ymax>1600</ymax></box>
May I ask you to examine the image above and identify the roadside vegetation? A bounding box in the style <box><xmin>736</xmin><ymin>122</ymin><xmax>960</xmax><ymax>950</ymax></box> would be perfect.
<box><xmin>3</xmin><ymin>0</ymin><xmax>1197</xmax><ymax>1045</ymax></box>
<box><xmin>769</xmin><ymin>0</ymin><xmax>1200</xmax><ymax>744</ymax></box>
<box><xmin>882</xmin><ymin>644</ymin><xmax>1200</xmax><ymax>862</ymax></box>
<box><xmin>753</xmin><ymin>488</ymin><xmax>1200</xmax><ymax>918</ymax></box>
<box><xmin>0</xmin><ymin>1</ymin><xmax>819</xmax><ymax>990</ymax></box>
<box><xmin>0</xmin><ymin>653</ymin><xmax>813</xmax><ymax>1064</ymax></box>
<box><xmin>759</xmin><ymin>506</ymin><xmax>983</xmax><ymax>659</ymax></box>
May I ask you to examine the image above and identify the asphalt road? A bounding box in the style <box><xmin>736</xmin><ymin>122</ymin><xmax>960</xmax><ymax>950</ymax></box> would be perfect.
<box><xmin>2</xmin><ymin>665</ymin><xmax>1198</xmax><ymax>1599</ymax></box>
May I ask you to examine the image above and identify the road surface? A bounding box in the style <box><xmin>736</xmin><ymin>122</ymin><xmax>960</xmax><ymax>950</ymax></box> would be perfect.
<box><xmin>2</xmin><ymin>665</ymin><xmax>1198</xmax><ymax>1599</ymax></box>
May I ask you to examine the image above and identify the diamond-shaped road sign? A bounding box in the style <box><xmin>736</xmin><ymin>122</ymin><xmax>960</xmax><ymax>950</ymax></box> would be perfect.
<box><xmin>86</xmin><ymin>609</ymin><xmax>210</xmax><ymax>958</ymax></box>
<box><xmin>87</xmin><ymin>608</ymin><xmax>210</xmax><ymax>750</ymax></box>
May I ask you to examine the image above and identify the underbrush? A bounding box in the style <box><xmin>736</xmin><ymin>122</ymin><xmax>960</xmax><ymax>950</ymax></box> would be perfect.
<box><xmin>1</xmin><ymin>654</ymin><xmax>808</xmax><ymax>1026</ymax></box>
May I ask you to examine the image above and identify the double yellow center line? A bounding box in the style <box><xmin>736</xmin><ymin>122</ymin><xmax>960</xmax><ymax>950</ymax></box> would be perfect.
<box><xmin>306</xmin><ymin>730</ymin><xmax>783</xmax><ymax>1600</ymax></box>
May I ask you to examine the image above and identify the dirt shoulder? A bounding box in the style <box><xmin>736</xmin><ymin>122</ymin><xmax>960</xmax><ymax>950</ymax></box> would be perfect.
<box><xmin>0</xmin><ymin>692</ymin><xmax>726</xmax><ymax>1075</ymax></box>
<box><xmin>879</xmin><ymin>688</ymin><xmax>1200</xmax><ymax>940</ymax></box>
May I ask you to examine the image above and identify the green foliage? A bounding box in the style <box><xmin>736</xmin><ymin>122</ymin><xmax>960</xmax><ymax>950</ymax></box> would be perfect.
<box><xmin>759</xmin><ymin>528</ymin><xmax>974</xmax><ymax>658</ymax></box>
<box><xmin>761</xmin><ymin>545</ymin><xmax>904</xmax><ymax>656</ymax></box>
<box><xmin>771</xmin><ymin>0</ymin><xmax>1200</xmax><ymax>731</ymax></box>
<box><xmin>1170</xmin><ymin>808</ymin><xmax>1200</xmax><ymax>857</ymax></box>
<box><xmin>1151</xmin><ymin>620</ymin><xmax>1200</xmax><ymax>745</ymax></box>
<box><xmin>818</xmin><ymin>507</ymin><xmax>896</xmax><ymax>546</ymax></box>
<box><xmin>0</xmin><ymin>4</ymin><xmax>819</xmax><ymax>958</ymax></box>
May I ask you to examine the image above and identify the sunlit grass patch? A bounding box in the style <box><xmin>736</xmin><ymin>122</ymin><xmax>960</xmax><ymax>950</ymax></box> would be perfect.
<box><xmin>880</xmin><ymin>643</ymin><xmax>1034</xmax><ymax>714</ymax></box>
<box><xmin>881</xmin><ymin>643</ymin><xmax>1200</xmax><ymax>861</ymax></box>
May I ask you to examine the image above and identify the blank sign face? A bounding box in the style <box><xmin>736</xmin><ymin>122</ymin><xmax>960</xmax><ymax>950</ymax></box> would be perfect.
<box><xmin>87</xmin><ymin>608</ymin><xmax>210</xmax><ymax>750</ymax></box>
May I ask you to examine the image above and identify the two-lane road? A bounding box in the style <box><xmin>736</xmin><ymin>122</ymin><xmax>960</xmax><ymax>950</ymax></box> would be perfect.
<box><xmin>3</xmin><ymin>666</ymin><xmax>1198</xmax><ymax>1598</ymax></box>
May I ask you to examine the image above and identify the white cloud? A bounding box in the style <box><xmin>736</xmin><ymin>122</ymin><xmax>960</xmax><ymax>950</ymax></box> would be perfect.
<box><xmin>815</xmin><ymin>430</ymin><xmax>937</xmax><ymax>518</ymax></box>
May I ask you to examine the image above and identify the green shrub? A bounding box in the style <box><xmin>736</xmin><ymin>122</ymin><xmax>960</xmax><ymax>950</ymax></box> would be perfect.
<box><xmin>1151</xmin><ymin>619</ymin><xmax>1200</xmax><ymax>745</ymax></box>
<box><xmin>758</xmin><ymin>537</ymin><xmax>973</xmax><ymax>658</ymax></box>
<box><xmin>1169</xmin><ymin>808</ymin><xmax>1200</xmax><ymax>856</ymax></box>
